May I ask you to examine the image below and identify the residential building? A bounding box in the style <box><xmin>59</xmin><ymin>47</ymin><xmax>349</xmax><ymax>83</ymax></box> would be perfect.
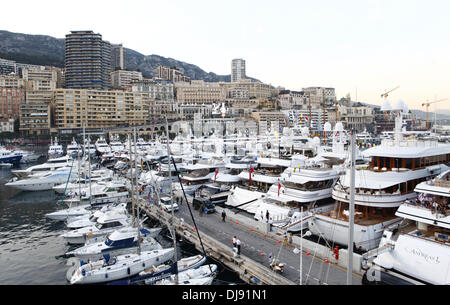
<box><xmin>338</xmin><ymin>103</ymin><xmax>375</xmax><ymax>132</ymax></box>
<box><xmin>178</xmin><ymin>103</ymin><xmax>212</xmax><ymax>120</ymax></box>
<box><xmin>278</xmin><ymin>90</ymin><xmax>308</xmax><ymax>109</ymax></box>
<box><xmin>23</xmin><ymin>68</ymin><xmax>57</xmax><ymax>91</ymax></box>
<box><xmin>222</xmin><ymin>79</ymin><xmax>272</xmax><ymax>99</ymax></box>
<box><xmin>131</xmin><ymin>79</ymin><xmax>176</xmax><ymax>119</ymax></box>
<box><xmin>0</xmin><ymin>74</ymin><xmax>25</xmax><ymax>88</ymax></box>
<box><xmin>19</xmin><ymin>102</ymin><xmax>52</xmax><ymax>135</ymax></box>
<box><xmin>0</xmin><ymin>87</ymin><xmax>25</xmax><ymax>118</ymax></box>
<box><xmin>250</xmin><ymin>111</ymin><xmax>287</xmax><ymax>135</ymax></box>
<box><xmin>111</xmin><ymin>44</ymin><xmax>124</xmax><ymax>70</ymax></box>
<box><xmin>111</xmin><ymin>70</ymin><xmax>143</xmax><ymax>89</ymax></box>
<box><xmin>0</xmin><ymin>118</ymin><xmax>15</xmax><ymax>133</ymax></box>
<box><xmin>53</xmin><ymin>89</ymin><xmax>152</xmax><ymax>130</ymax></box>
<box><xmin>64</xmin><ymin>30</ymin><xmax>112</xmax><ymax>90</ymax></box>
<box><xmin>175</xmin><ymin>80</ymin><xmax>226</xmax><ymax>104</ymax></box>
<box><xmin>302</xmin><ymin>87</ymin><xmax>336</xmax><ymax>109</ymax></box>
<box><xmin>156</xmin><ymin>66</ymin><xmax>191</xmax><ymax>83</ymax></box>
<box><xmin>231</xmin><ymin>59</ymin><xmax>246</xmax><ymax>82</ymax></box>
<box><xmin>0</xmin><ymin>58</ymin><xmax>16</xmax><ymax>75</ymax></box>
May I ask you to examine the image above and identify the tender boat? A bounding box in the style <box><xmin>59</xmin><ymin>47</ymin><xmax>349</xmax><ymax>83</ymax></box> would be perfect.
<box><xmin>66</xmin><ymin>227</ymin><xmax>163</xmax><ymax>261</ymax></box>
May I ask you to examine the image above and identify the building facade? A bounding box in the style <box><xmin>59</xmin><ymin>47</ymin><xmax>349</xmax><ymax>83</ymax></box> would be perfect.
<box><xmin>64</xmin><ymin>31</ymin><xmax>112</xmax><ymax>90</ymax></box>
<box><xmin>231</xmin><ymin>59</ymin><xmax>246</xmax><ymax>82</ymax></box>
<box><xmin>110</xmin><ymin>70</ymin><xmax>143</xmax><ymax>89</ymax></box>
<box><xmin>111</xmin><ymin>44</ymin><xmax>124</xmax><ymax>70</ymax></box>
<box><xmin>53</xmin><ymin>89</ymin><xmax>152</xmax><ymax>130</ymax></box>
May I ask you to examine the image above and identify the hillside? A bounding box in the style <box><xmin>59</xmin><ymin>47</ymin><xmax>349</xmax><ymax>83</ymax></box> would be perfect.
<box><xmin>0</xmin><ymin>30</ymin><xmax>252</xmax><ymax>82</ymax></box>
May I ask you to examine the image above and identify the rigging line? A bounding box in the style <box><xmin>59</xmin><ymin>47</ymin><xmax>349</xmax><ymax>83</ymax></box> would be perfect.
<box><xmin>58</xmin><ymin>157</ymin><xmax>75</xmax><ymax>206</ymax></box>
<box><xmin>305</xmin><ymin>228</ymin><xmax>323</xmax><ymax>285</ymax></box>
<box><xmin>170</xmin><ymin>154</ymin><xmax>213</xmax><ymax>275</ymax></box>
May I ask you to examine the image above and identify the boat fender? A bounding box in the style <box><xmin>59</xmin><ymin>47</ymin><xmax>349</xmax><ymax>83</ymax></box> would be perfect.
<box><xmin>127</xmin><ymin>267</ymin><xmax>130</xmax><ymax>275</ymax></box>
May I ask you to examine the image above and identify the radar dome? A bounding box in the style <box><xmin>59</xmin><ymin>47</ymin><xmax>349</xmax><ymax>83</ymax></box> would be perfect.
<box><xmin>312</xmin><ymin>137</ymin><xmax>320</xmax><ymax>146</ymax></box>
<box><xmin>392</xmin><ymin>99</ymin><xmax>405</xmax><ymax>111</ymax></box>
<box><xmin>334</xmin><ymin>122</ymin><xmax>344</xmax><ymax>132</ymax></box>
<box><xmin>380</xmin><ymin>100</ymin><xmax>392</xmax><ymax>111</ymax></box>
<box><xmin>402</xmin><ymin>102</ymin><xmax>409</xmax><ymax>113</ymax></box>
<box><xmin>324</xmin><ymin>122</ymin><xmax>332</xmax><ymax>132</ymax></box>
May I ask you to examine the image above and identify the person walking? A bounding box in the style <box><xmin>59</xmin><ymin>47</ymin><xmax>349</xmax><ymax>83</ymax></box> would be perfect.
<box><xmin>221</xmin><ymin>210</ymin><xmax>226</xmax><ymax>222</ymax></box>
<box><xmin>236</xmin><ymin>237</ymin><xmax>241</xmax><ymax>255</ymax></box>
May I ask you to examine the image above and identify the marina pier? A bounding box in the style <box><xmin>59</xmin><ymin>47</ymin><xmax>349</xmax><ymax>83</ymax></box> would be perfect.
<box><xmin>137</xmin><ymin>198</ymin><xmax>363</xmax><ymax>285</ymax></box>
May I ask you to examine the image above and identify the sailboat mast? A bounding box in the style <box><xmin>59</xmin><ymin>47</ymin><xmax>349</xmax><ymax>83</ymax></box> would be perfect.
<box><xmin>165</xmin><ymin>119</ymin><xmax>178</xmax><ymax>285</ymax></box>
<box><xmin>347</xmin><ymin>129</ymin><xmax>355</xmax><ymax>285</ymax></box>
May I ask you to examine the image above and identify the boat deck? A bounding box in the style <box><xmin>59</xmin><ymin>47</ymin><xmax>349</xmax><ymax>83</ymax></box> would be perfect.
<box><xmin>317</xmin><ymin>209</ymin><xmax>398</xmax><ymax>226</ymax></box>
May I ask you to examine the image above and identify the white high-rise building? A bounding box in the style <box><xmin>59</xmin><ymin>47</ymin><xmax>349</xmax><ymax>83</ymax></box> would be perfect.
<box><xmin>231</xmin><ymin>58</ymin><xmax>246</xmax><ymax>82</ymax></box>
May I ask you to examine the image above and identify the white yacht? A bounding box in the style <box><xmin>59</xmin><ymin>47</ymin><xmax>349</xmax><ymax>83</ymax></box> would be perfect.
<box><xmin>69</xmin><ymin>248</ymin><xmax>174</xmax><ymax>284</ymax></box>
<box><xmin>109</xmin><ymin>136</ymin><xmax>125</xmax><ymax>153</ymax></box>
<box><xmin>363</xmin><ymin>169</ymin><xmax>450</xmax><ymax>285</ymax></box>
<box><xmin>48</xmin><ymin>137</ymin><xmax>64</xmax><ymax>158</ymax></box>
<box><xmin>66</xmin><ymin>138</ymin><xmax>82</xmax><ymax>158</ymax></box>
<box><xmin>309</xmin><ymin>105</ymin><xmax>450</xmax><ymax>252</ymax></box>
<box><xmin>5</xmin><ymin>168</ymin><xmax>79</xmax><ymax>191</ymax></box>
<box><xmin>225</xmin><ymin>156</ymin><xmax>289</xmax><ymax>214</ymax></box>
<box><xmin>63</xmin><ymin>181</ymin><xmax>130</xmax><ymax>207</ymax></box>
<box><xmin>172</xmin><ymin>157</ymin><xmax>226</xmax><ymax>195</ymax></box>
<box><xmin>255</xmin><ymin>156</ymin><xmax>341</xmax><ymax>232</ymax></box>
<box><xmin>66</xmin><ymin>227</ymin><xmax>163</xmax><ymax>261</ymax></box>
<box><xmin>11</xmin><ymin>155</ymin><xmax>71</xmax><ymax>178</ymax></box>
<box><xmin>95</xmin><ymin>136</ymin><xmax>111</xmax><ymax>155</ymax></box>
<box><xmin>61</xmin><ymin>213</ymin><xmax>132</xmax><ymax>244</ymax></box>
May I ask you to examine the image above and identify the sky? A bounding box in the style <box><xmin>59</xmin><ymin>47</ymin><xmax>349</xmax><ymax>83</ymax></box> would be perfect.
<box><xmin>1</xmin><ymin>0</ymin><xmax>449</xmax><ymax>111</ymax></box>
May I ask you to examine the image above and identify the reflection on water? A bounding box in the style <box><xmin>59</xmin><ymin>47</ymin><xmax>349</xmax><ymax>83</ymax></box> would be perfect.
<box><xmin>0</xmin><ymin>161</ymin><xmax>243</xmax><ymax>285</ymax></box>
<box><xmin>0</xmin><ymin>164</ymin><xmax>69</xmax><ymax>285</ymax></box>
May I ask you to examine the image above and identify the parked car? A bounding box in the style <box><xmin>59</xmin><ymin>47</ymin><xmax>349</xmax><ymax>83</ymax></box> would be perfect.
<box><xmin>160</xmin><ymin>196</ymin><xmax>179</xmax><ymax>212</ymax></box>
<box><xmin>192</xmin><ymin>198</ymin><xmax>215</xmax><ymax>214</ymax></box>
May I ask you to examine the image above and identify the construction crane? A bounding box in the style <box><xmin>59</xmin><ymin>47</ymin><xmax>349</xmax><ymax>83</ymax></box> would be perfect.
<box><xmin>422</xmin><ymin>98</ymin><xmax>448</xmax><ymax>129</ymax></box>
<box><xmin>380</xmin><ymin>86</ymin><xmax>400</xmax><ymax>99</ymax></box>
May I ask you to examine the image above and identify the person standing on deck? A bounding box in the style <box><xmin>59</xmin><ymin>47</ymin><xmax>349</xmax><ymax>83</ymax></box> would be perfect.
<box><xmin>236</xmin><ymin>237</ymin><xmax>241</xmax><ymax>255</ymax></box>
<box><xmin>222</xmin><ymin>210</ymin><xmax>226</xmax><ymax>222</ymax></box>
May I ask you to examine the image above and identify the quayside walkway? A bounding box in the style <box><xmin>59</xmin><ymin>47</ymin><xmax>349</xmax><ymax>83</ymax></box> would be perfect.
<box><xmin>137</xmin><ymin>198</ymin><xmax>362</xmax><ymax>285</ymax></box>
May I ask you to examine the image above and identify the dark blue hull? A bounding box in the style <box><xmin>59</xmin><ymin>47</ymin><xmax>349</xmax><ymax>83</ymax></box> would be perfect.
<box><xmin>0</xmin><ymin>155</ymin><xmax>22</xmax><ymax>165</ymax></box>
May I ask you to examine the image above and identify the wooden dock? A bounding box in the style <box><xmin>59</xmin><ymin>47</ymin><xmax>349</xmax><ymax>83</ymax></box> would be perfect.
<box><xmin>138</xmin><ymin>200</ymin><xmax>296</xmax><ymax>285</ymax></box>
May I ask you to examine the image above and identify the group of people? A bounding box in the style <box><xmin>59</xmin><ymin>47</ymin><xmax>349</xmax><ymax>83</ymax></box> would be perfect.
<box><xmin>232</xmin><ymin>235</ymin><xmax>241</xmax><ymax>255</ymax></box>
<box><xmin>408</xmin><ymin>197</ymin><xmax>449</xmax><ymax>215</ymax></box>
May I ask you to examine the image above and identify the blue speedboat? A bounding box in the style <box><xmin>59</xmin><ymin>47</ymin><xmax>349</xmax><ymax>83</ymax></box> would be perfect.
<box><xmin>0</xmin><ymin>148</ymin><xmax>22</xmax><ymax>165</ymax></box>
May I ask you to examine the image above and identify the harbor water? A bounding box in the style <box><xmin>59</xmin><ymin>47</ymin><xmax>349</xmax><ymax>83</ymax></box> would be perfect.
<box><xmin>0</xmin><ymin>161</ymin><xmax>243</xmax><ymax>285</ymax></box>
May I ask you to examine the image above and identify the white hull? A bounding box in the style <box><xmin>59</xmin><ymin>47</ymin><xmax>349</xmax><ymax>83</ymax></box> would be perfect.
<box><xmin>70</xmin><ymin>249</ymin><xmax>174</xmax><ymax>284</ymax></box>
<box><xmin>308</xmin><ymin>214</ymin><xmax>402</xmax><ymax>251</ymax></box>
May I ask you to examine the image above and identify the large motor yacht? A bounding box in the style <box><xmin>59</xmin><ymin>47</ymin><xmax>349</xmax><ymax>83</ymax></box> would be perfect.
<box><xmin>308</xmin><ymin>103</ymin><xmax>450</xmax><ymax>252</ymax></box>
<box><xmin>363</xmin><ymin>169</ymin><xmax>450</xmax><ymax>285</ymax></box>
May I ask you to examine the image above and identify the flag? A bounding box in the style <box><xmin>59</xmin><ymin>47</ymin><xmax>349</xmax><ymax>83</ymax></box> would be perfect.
<box><xmin>278</xmin><ymin>183</ymin><xmax>281</xmax><ymax>197</ymax></box>
<box><xmin>249</xmin><ymin>167</ymin><xmax>254</xmax><ymax>184</ymax></box>
<box><xmin>214</xmin><ymin>169</ymin><xmax>218</xmax><ymax>183</ymax></box>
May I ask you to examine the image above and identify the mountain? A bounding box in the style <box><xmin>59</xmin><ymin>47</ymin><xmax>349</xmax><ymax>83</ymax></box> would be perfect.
<box><xmin>0</xmin><ymin>30</ymin><xmax>254</xmax><ymax>82</ymax></box>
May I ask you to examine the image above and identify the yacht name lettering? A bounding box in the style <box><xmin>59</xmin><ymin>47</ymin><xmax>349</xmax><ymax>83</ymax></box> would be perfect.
<box><xmin>182</xmin><ymin>289</ymin><xmax>216</xmax><ymax>303</ymax></box>
<box><xmin>405</xmin><ymin>247</ymin><xmax>440</xmax><ymax>264</ymax></box>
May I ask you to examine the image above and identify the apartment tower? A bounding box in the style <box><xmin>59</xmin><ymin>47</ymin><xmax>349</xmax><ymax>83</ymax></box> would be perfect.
<box><xmin>231</xmin><ymin>58</ymin><xmax>246</xmax><ymax>82</ymax></box>
<box><xmin>64</xmin><ymin>30</ymin><xmax>112</xmax><ymax>90</ymax></box>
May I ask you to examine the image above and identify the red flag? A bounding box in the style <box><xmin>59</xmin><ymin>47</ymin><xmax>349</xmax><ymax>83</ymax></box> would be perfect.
<box><xmin>214</xmin><ymin>169</ymin><xmax>218</xmax><ymax>183</ymax></box>
<box><xmin>278</xmin><ymin>183</ymin><xmax>281</xmax><ymax>196</ymax></box>
<box><xmin>249</xmin><ymin>167</ymin><xmax>254</xmax><ymax>184</ymax></box>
